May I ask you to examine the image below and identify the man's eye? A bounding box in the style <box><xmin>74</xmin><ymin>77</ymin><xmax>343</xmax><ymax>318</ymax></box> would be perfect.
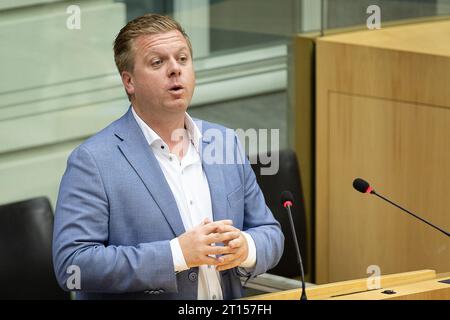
<box><xmin>179</xmin><ymin>56</ymin><xmax>188</xmax><ymax>63</ymax></box>
<box><xmin>152</xmin><ymin>59</ymin><xmax>162</xmax><ymax>67</ymax></box>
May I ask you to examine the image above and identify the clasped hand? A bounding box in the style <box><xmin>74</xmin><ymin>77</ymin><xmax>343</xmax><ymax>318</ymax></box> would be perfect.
<box><xmin>178</xmin><ymin>218</ymin><xmax>249</xmax><ymax>271</ymax></box>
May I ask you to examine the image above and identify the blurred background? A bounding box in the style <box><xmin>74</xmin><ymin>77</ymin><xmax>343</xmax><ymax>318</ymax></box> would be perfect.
<box><xmin>0</xmin><ymin>0</ymin><xmax>449</xmax><ymax>299</ymax></box>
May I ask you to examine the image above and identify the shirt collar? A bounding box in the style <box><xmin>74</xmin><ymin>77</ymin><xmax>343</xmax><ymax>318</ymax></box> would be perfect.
<box><xmin>131</xmin><ymin>106</ymin><xmax>202</xmax><ymax>152</ymax></box>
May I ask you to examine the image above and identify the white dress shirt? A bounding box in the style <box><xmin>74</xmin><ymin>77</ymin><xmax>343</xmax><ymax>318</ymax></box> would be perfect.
<box><xmin>132</xmin><ymin>107</ymin><xmax>256</xmax><ymax>300</ymax></box>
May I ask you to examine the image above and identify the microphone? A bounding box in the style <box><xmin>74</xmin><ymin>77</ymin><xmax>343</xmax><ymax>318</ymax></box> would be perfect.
<box><xmin>281</xmin><ymin>191</ymin><xmax>308</xmax><ymax>300</ymax></box>
<box><xmin>353</xmin><ymin>178</ymin><xmax>449</xmax><ymax>237</ymax></box>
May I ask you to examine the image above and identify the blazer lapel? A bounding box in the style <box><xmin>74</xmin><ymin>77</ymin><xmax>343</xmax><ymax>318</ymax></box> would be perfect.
<box><xmin>114</xmin><ymin>108</ymin><xmax>185</xmax><ymax>237</ymax></box>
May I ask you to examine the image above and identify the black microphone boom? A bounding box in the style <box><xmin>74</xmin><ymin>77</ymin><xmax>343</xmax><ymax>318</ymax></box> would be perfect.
<box><xmin>280</xmin><ymin>191</ymin><xmax>308</xmax><ymax>300</ymax></box>
<box><xmin>352</xmin><ymin>178</ymin><xmax>449</xmax><ymax>237</ymax></box>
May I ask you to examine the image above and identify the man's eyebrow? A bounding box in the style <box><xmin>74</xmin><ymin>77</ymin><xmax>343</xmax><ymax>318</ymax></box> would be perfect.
<box><xmin>144</xmin><ymin>50</ymin><xmax>158</xmax><ymax>59</ymax></box>
<box><xmin>177</xmin><ymin>46</ymin><xmax>189</xmax><ymax>53</ymax></box>
<box><xmin>144</xmin><ymin>46</ymin><xmax>189</xmax><ymax>59</ymax></box>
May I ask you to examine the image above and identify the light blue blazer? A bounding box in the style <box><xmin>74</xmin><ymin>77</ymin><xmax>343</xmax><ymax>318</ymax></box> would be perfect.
<box><xmin>52</xmin><ymin>107</ymin><xmax>284</xmax><ymax>299</ymax></box>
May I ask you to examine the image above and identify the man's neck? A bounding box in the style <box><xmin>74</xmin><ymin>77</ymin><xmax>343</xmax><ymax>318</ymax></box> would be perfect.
<box><xmin>132</xmin><ymin>106</ymin><xmax>190</xmax><ymax>158</ymax></box>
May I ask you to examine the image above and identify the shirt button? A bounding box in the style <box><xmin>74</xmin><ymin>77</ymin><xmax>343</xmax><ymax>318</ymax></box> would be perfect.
<box><xmin>169</xmin><ymin>157</ymin><xmax>173</xmax><ymax>161</ymax></box>
<box><xmin>212</xmin><ymin>295</ymin><xmax>217</xmax><ymax>300</ymax></box>
<box><xmin>160</xmin><ymin>145</ymin><xmax>165</xmax><ymax>149</ymax></box>
<box><xmin>188</xmin><ymin>271</ymin><xmax>198</xmax><ymax>282</ymax></box>
<box><xmin>189</xmin><ymin>200</ymin><xmax>193</xmax><ymax>205</ymax></box>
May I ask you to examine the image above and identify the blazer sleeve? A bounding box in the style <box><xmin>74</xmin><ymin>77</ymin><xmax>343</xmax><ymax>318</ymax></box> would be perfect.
<box><xmin>52</xmin><ymin>146</ymin><xmax>178</xmax><ymax>294</ymax></box>
<box><xmin>234</xmin><ymin>135</ymin><xmax>285</xmax><ymax>279</ymax></box>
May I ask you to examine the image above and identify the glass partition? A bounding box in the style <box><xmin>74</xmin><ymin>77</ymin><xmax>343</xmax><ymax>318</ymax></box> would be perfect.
<box><xmin>321</xmin><ymin>0</ymin><xmax>450</xmax><ymax>34</ymax></box>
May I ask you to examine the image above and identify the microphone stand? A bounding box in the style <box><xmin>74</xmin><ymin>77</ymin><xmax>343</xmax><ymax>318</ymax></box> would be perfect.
<box><xmin>370</xmin><ymin>190</ymin><xmax>450</xmax><ymax>237</ymax></box>
<box><xmin>285</xmin><ymin>203</ymin><xmax>308</xmax><ymax>300</ymax></box>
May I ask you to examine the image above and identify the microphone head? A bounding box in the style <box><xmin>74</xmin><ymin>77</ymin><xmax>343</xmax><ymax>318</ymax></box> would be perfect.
<box><xmin>353</xmin><ymin>178</ymin><xmax>373</xmax><ymax>194</ymax></box>
<box><xmin>281</xmin><ymin>190</ymin><xmax>294</xmax><ymax>207</ymax></box>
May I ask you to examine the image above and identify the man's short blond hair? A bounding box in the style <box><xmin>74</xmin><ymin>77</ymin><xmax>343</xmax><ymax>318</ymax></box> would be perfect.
<box><xmin>113</xmin><ymin>13</ymin><xmax>192</xmax><ymax>74</ymax></box>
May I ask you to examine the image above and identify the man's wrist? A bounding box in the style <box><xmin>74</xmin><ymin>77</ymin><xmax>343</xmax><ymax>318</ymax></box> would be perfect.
<box><xmin>239</xmin><ymin>231</ymin><xmax>256</xmax><ymax>269</ymax></box>
<box><xmin>170</xmin><ymin>238</ymin><xmax>190</xmax><ymax>273</ymax></box>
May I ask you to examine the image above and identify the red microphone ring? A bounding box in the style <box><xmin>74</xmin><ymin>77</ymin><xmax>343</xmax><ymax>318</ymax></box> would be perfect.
<box><xmin>283</xmin><ymin>201</ymin><xmax>293</xmax><ymax>208</ymax></box>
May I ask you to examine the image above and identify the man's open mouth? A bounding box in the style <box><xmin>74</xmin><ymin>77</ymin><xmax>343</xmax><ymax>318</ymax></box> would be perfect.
<box><xmin>169</xmin><ymin>85</ymin><xmax>184</xmax><ymax>92</ymax></box>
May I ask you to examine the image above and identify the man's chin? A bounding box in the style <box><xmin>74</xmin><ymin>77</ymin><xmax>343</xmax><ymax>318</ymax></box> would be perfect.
<box><xmin>165</xmin><ymin>100</ymin><xmax>190</xmax><ymax>113</ymax></box>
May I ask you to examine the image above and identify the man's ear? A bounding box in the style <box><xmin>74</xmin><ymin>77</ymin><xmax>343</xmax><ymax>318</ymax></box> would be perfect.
<box><xmin>121</xmin><ymin>71</ymin><xmax>135</xmax><ymax>96</ymax></box>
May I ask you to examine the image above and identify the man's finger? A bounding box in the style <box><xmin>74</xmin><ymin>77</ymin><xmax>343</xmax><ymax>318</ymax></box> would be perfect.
<box><xmin>204</xmin><ymin>231</ymin><xmax>240</xmax><ymax>244</ymax></box>
<box><xmin>202</xmin><ymin>220</ymin><xmax>233</xmax><ymax>233</ymax></box>
<box><xmin>200</xmin><ymin>255</ymin><xmax>224</xmax><ymax>266</ymax></box>
<box><xmin>202</xmin><ymin>217</ymin><xmax>212</xmax><ymax>225</ymax></box>
<box><xmin>216</xmin><ymin>250</ymin><xmax>244</xmax><ymax>266</ymax></box>
<box><xmin>228</xmin><ymin>237</ymin><xmax>244</xmax><ymax>249</ymax></box>
<box><xmin>205</xmin><ymin>245</ymin><xmax>238</xmax><ymax>256</ymax></box>
<box><xmin>216</xmin><ymin>258</ymin><xmax>241</xmax><ymax>271</ymax></box>
<box><xmin>213</xmin><ymin>224</ymin><xmax>240</xmax><ymax>234</ymax></box>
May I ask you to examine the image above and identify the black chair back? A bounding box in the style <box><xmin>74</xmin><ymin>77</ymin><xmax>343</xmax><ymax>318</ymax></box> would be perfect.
<box><xmin>0</xmin><ymin>197</ymin><xmax>69</xmax><ymax>299</ymax></box>
<box><xmin>251</xmin><ymin>149</ymin><xmax>308</xmax><ymax>278</ymax></box>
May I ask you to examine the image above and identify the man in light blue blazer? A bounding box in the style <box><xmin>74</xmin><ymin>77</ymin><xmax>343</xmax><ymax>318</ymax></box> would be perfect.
<box><xmin>52</xmin><ymin>14</ymin><xmax>284</xmax><ymax>300</ymax></box>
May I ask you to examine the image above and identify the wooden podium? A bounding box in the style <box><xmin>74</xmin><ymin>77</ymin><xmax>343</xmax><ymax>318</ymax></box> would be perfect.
<box><xmin>245</xmin><ymin>270</ymin><xmax>450</xmax><ymax>300</ymax></box>
<box><xmin>314</xmin><ymin>19</ymin><xmax>450</xmax><ymax>284</ymax></box>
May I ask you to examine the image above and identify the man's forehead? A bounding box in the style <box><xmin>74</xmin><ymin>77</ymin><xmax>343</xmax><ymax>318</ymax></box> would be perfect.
<box><xmin>134</xmin><ymin>30</ymin><xmax>189</xmax><ymax>52</ymax></box>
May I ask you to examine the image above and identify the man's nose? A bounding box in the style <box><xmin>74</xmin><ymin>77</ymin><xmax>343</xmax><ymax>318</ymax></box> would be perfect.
<box><xmin>167</xmin><ymin>57</ymin><xmax>181</xmax><ymax>77</ymax></box>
